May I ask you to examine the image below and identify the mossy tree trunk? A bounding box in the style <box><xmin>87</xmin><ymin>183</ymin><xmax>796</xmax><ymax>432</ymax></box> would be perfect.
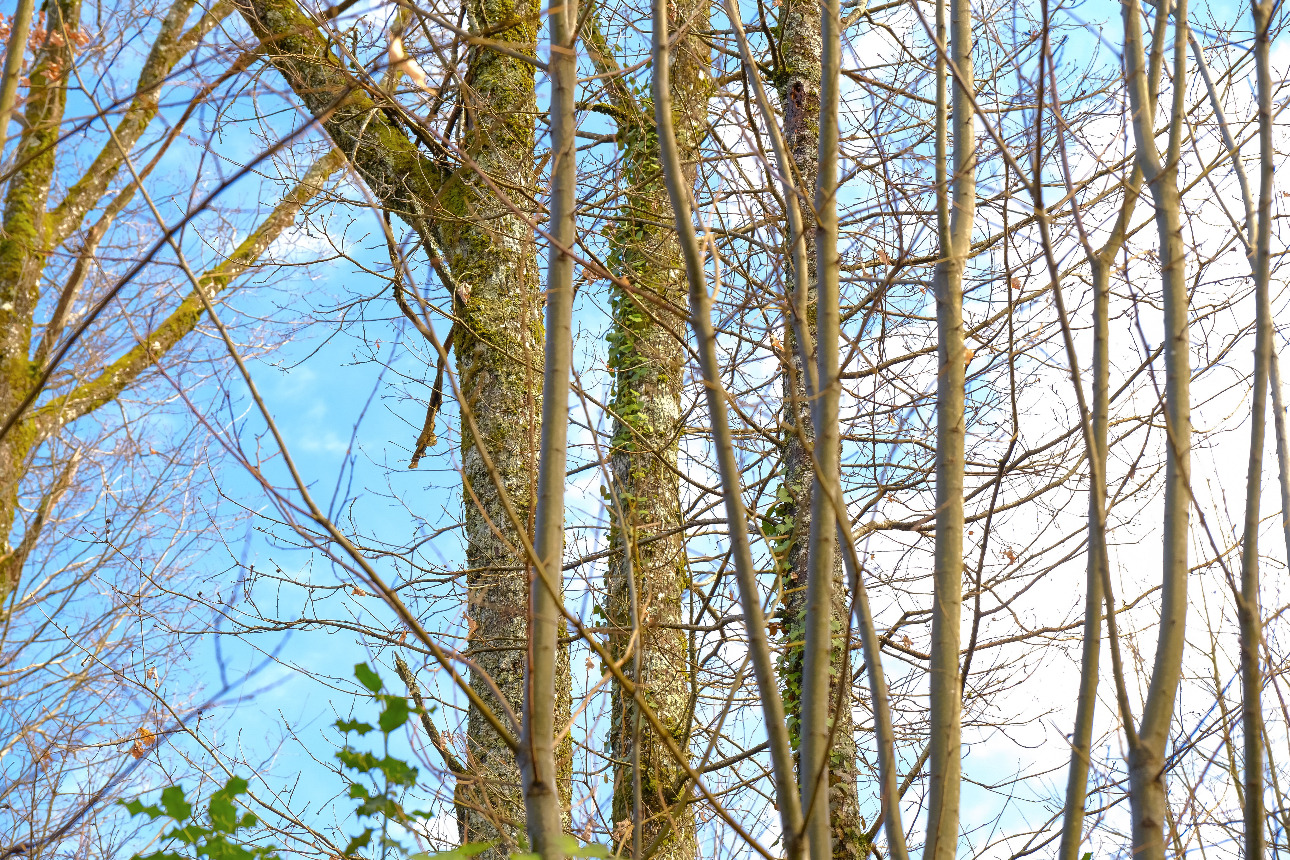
<box><xmin>236</xmin><ymin>0</ymin><xmax>570</xmax><ymax>852</ymax></box>
<box><xmin>0</xmin><ymin>0</ymin><xmax>83</xmax><ymax>602</ymax></box>
<box><xmin>445</xmin><ymin>0</ymin><xmax>572</xmax><ymax>850</ymax></box>
<box><xmin>768</xmin><ymin>3</ymin><xmax>865</xmax><ymax>858</ymax></box>
<box><xmin>587</xmin><ymin>2</ymin><xmax>708</xmax><ymax>856</ymax></box>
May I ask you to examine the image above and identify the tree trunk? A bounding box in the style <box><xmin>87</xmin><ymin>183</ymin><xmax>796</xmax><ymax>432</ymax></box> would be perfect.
<box><xmin>770</xmin><ymin>1</ymin><xmax>865</xmax><ymax>855</ymax></box>
<box><xmin>0</xmin><ymin>0</ymin><xmax>82</xmax><ymax>608</ymax></box>
<box><xmin>653</xmin><ymin>3</ymin><xmax>806</xmax><ymax>854</ymax></box>
<box><xmin>1121</xmin><ymin>0</ymin><xmax>1191</xmax><ymax>855</ymax></box>
<box><xmin>799</xmin><ymin>0</ymin><xmax>842</xmax><ymax>854</ymax></box>
<box><xmin>445</xmin><ymin>0</ymin><xmax>572</xmax><ymax>849</ymax></box>
<box><xmin>599</xmin><ymin>0</ymin><xmax>708</xmax><ymax>856</ymax></box>
<box><xmin>1237</xmin><ymin>1</ymin><xmax>1274</xmax><ymax>855</ymax></box>
<box><xmin>235</xmin><ymin>0</ymin><xmax>569</xmax><ymax>849</ymax></box>
<box><xmin>520</xmin><ymin>2</ymin><xmax>577</xmax><ymax>852</ymax></box>
<box><xmin>925</xmin><ymin>0</ymin><xmax>973</xmax><ymax>850</ymax></box>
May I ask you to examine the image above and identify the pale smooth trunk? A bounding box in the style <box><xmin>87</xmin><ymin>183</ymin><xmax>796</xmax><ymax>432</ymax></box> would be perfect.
<box><xmin>926</xmin><ymin>0</ymin><xmax>974</xmax><ymax>851</ymax></box>
<box><xmin>520</xmin><ymin>3</ymin><xmax>577</xmax><ymax>855</ymax></box>
<box><xmin>1122</xmin><ymin>0</ymin><xmax>1191</xmax><ymax>854</ymax></box>
<box><xmin>1237</xmin><ymin>1</ymin><xmax>1274</xmax><ymax>855</ymax></box>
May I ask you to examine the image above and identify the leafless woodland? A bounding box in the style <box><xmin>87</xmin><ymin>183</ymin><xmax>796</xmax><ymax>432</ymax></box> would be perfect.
<box><xmin>0</xmin><ymin>0</ymin><xmax>1288</xmax><ymax>856</ymax></box>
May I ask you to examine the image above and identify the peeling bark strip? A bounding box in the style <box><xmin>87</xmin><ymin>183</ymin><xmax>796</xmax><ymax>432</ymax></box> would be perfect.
<box><xmin>596</xmin><ymin>0</ymin><xmax>708</xmax><ymax>856</ymax></box>
<box><xmin>767</xmin><ymin>0</ymin><xmax>865</xmax><ymax>855</ymax></box>
<box><xmin>236</xmin><ymin>0</ymin><xmax>569</xmax><ymax>850</ymax></box>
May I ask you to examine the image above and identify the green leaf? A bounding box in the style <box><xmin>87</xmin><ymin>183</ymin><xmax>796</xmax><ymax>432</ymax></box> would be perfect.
<box><xmin>337</xmin><ymin>747</ymin><xmax>381</xmax><ymax>774</ymax></box>
<box><xmin>165</xmin><ymin>822</ymin><xmax>209</xmax><ymax>846</ymax></box>
<box><xmin>121</xmin><ymin>798</ymin><xmax>162</xmax><ymax>819</ymax></box>
<box><xmin>345</xmin><ymin>828</ymin><xmax>374</xmax><ymax>855</ymax></box>
<box><xmin>210</xmin><ymin>777</ymin><xmax>249</xmax><ymax>832</ymax></box>
<box><xmin>203</xmin><ymin>834</ymin><xmax>255</xmax><ymax>860</ymax></box>
<box><xmin>336</xmin><ymin>718</ymin><xmax>375</xmax><ymax>735</ymax></box>
<box><xmin>377</xmin><ymin>754</ymin><xmax>418</xmax><ymax>786</ymax></box>
<box><xmin>159</xmin><ymin>785</ymin><xmax>192</xmax><ymax>822</ymax></box>
<box><xmin>378</xmin><ymin>694</ymin><xmax>411</xmax><ymax>734</ymax></box>
<box><xmin>551</xmin><ymin>836</ymin><xmax>610</xmax><ymax>858</ymax></box>
<box><xmin>354</xmin><ymin>662</ymin><xmax>384</xmax><ymax>693</ymax></box>
<box><xmin>356</xmin><ymin>794</ymin><xmax>400</xmax><ymax>818</ymax></box>
<box><xmin>410</xmin><ymin>844</ymin><xmax>492</xmax><ymax>860</ymax></box>
<box><xmin>210</xmin><ymin>793</ymin><xmax>237</xmax><ymax>833</ymax></box>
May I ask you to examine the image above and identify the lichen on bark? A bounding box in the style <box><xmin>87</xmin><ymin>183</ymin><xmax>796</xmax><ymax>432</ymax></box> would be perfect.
<box><xmin>594</xmin><ymin>1</ymin><xmax>709</xmax><ymax>856</ymax></box>
<box><xmin>767</xmin><ymin>1</ymin><xmax>867</xmax><ymax>857</ymax></box>
<box><xmin>235</xmin><ymin>0</ymin><xmax>572</xmax><ymax>849</ymax></box>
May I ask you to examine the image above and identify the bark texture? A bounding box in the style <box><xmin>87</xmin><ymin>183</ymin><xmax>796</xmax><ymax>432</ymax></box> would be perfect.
<box><xmin>769</xmin><ymin>2</ymin><xmax>865</xmax><ymax>857</ymax></box>
<box><xmin>235</xmin><ymin>0</ymin><xmax>570</xmax><ymax>850</ymax></box>
<box><xmin>0</xmin><ymin>0</ymin><xmax>83</xmax><ymax>605</ymax></box>
<box><xmin>653</xmin><ymin>1</ymin><xmax>806</xmax><ymax>854</ymax></box>
<box><xmin>447</xmin><ymin>0</ymin><xmax>565</xmax><ymax>849</ymax></box>
<box><xmin>595</xmin><ymin>2</ymin><xmax>708</xmax><ymax>855</ymax></box>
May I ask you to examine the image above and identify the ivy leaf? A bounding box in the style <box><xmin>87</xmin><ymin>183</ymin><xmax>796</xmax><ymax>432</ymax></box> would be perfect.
<box><xmin>336</xmin><ymin>718</ymin><xmax>375</xmax><ymax>735</ymax></box>
<box><xmin>159</xmin><ymin>786</ymin><xmax>191</xmax><ymax>822</ymax></box>
<box><xmin>377</xmin><ymin>754</ymin><xmax>418</xmax><ymax>786</ymax></box>
<box><xmin>354</xmin><ymin>662</ymin><xmax>384</xmax><ymax>693</ymax></box>
<box><xmin>378</xmin><ymin>694</ymin><xmax>410</xmax><ymax>734</ymax></box>
<box><xmin>345</xmin><ymin>828</ymin><xmax>373</xmax><ymax>855</ymax></box>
